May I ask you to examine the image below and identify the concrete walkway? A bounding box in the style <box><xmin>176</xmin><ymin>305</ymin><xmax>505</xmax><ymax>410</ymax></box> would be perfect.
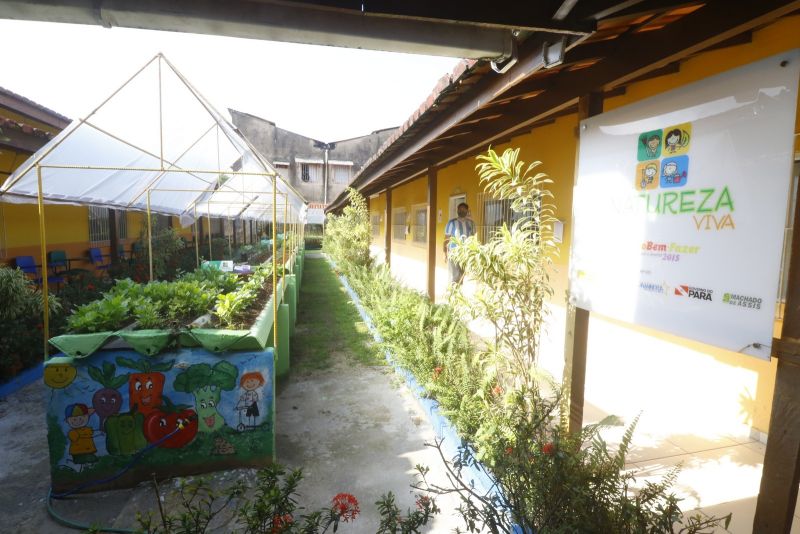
<box><xmin>0</xmin><ymin>256</ymin><xmax>461</xmax><ymax>533</ymax></box>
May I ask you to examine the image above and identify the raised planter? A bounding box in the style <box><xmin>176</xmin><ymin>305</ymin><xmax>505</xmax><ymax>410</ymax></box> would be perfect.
<box><xmin>43</xmin><ymin>251</ymin><xmax>301</xmax><ymax>494</ymax></box>
<box><xmin>45</xmin><ymin>346</ymin><xmax>276</xmax><ymax>493</ymax></box>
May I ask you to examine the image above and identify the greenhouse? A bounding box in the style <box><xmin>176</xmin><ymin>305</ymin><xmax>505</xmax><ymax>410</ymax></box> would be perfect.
<box><xmin>0</xmin><ymin>54</ymin><xmax>307</xmax><ymax>493</ymax></box>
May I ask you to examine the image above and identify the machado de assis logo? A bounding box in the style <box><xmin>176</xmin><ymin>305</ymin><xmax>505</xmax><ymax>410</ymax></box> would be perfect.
<box><xmin>723</xmin><ymin>292</ymin><xmax>762</xmax><ymax>310</ymax></box>
<box><xmin>674</xmin><ymin>284</ymin><xmax>713</xmax><ymax>301</ymax></box>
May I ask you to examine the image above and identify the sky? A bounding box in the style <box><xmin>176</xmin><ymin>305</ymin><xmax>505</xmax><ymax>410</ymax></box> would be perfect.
<box><xmin>1</xmin><ymin>19</ymin><xmax>460</xmax><ymax>142</ymax></box>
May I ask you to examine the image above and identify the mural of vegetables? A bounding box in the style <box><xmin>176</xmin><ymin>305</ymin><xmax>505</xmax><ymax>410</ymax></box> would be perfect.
<box><xmin>105</xmin><ymin>410</ymin><xmax>147</xmax><ymax>456</ymax></box>
<box><xmin>115</xmin><ymin>357</ymin><xmax>174</xmax><ymax>416</ymax></box>
<box><xmin>86</xmin><ymin>362</ymin><xmax>128</xmax><ymax>430</ymax></box>
<box><xmin>173</xmin><ymin>361</ymin><xmax>238</xmax><ymax>433</ymax></box>
<box><xmin>143</xmin><ymin>397</ymin><xmax>198</xmax><ymax>448</ymax></box>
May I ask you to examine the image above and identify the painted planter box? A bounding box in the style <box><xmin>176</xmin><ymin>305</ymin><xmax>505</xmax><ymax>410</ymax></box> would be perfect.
<box><xmin>45</xmin><ymin>347</ymin><xmax>275</xmax><ymax>494</ymax></box>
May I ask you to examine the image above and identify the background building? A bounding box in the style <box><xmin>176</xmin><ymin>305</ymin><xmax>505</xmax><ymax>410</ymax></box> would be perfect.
<box><xmin>231</xmin><ymin>109</ymin><xmax>396</xmax><ymax>208</ymax></box>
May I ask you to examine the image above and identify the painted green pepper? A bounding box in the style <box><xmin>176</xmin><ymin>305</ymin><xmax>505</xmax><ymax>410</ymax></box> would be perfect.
<box><xmin>105</xmin><ymin>411</ymin><xmax>147</xmax><ymax>455</ymax></box>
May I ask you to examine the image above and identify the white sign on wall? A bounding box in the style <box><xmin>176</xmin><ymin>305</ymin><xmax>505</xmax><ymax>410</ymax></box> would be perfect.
<box><xmin>570</xmin><ymin>50</ymin><xmax>800</xmax><ymax>359</ymax></box>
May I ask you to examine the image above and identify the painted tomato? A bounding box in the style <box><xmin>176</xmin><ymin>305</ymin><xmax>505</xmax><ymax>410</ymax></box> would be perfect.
<box><xmin>143</xmin><ymin>407</ymin><xmax>198</xmax><ymax>449</ymax></box>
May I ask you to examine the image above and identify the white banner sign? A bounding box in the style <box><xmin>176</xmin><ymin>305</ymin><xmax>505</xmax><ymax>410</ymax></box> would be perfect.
<box><xmin>570</xmin><ymin>51</ymin><xmax>800</xmax><ymax>359</ymax></box>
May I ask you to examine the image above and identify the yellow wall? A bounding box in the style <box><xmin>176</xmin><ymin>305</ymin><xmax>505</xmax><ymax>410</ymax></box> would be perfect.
<box><xmin>369</xmin><ymin>192</ymin><xmax>387</xmax><ymax>246</ymax></box>
<box><xmin>591</xmin><ymin>15</ymin><xmax>800</xmax><ymax>434</ymax></box>
<box><xmin>382</xmin><ymin>16</ymin><xmax>800</xmax><ymax>435</ymax></box>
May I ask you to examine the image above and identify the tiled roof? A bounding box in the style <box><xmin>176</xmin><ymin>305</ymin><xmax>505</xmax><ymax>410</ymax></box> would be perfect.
<box><xmin>0</xmin><ymin>86</ymin><xmax>70</xmax><ymax>129</ymax></box>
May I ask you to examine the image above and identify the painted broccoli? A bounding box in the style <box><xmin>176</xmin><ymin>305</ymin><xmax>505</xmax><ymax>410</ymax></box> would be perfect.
<box><xmin>173</xmin><ymin>361</ymin><xmax>238</xmax><ymax>433</ymax></box>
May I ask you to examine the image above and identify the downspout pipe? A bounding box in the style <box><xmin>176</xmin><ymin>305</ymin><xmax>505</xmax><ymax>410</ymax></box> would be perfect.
<box><xmin>323</xmin><ymin>146</ymin><xmax>329</xmax><ymax>206</ymax></box>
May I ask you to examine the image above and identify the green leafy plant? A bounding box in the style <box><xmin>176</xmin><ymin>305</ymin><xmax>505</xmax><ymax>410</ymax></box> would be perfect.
<box><xmin>339</xmin><ymin>148</ymin><xmax>732</xmax><ymax>533</ymax></box>
<box><xmin>376</xmin><ymin>491</ymin><xmax>439</xmax><ymax>534</ymax></box>
<box><xmin>66</xmin><ymin>293</ymin><xmax>132</xmax><ymax>333</ymax></box>
<box><xmin>0</xmin><ymin>266</ymin><xmax>61</xmax><ymax>378</ymax></box>
<box><xmin>133</xmin><ymin>297</ymin><xmax>164</xmax><ymax>329</ymax></box>
<box><xmin>133</xmin><ymin>217</ymin><xmax>189</xmax><ymax>280</ymax></box>
<box><xmin>448</xmin><ymin>147</ymin><xmax>557</xmax><ymax>385</ymax></box>
<box><xmin>323</xmin><ymin>187</ymin><xmax>372</xmax><ymax>272</ymax></box>
<box><xmin>214</xmin><ymin>290</ymin><xmax>256</xmax><ymax>329</ymax></box>
<box><xmin>135</xmin><ymin>464</ymin><xmax>433</xmax><ymax>534</ymax></box>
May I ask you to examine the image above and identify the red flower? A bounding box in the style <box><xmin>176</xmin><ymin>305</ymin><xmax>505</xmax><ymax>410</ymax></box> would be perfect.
<box><xmin>331</xmin><ymin>493</ymin><xmax>360</xmax><ymax>522</ymax></box>
<box><xmin>271</xmin><ymin>513</ymin><xmax>293</xmax><ymax>533</ymax></box>
<box><xmin>505</xmin><ymin>446</ymin><xmax>514</xmax><ymax>455</ymax></box>
<box><xmin>542</xmin><ymin>442</ymin><xmax>555</xmax><ymax>456</ymax></box>
<box><xmin>492</xmin><ymin>385</ymin><xmax>503</xmax><ymax>396</ymax></box>
<box><xmin>433</xmin><ymin>366</ymin><xmax>443</xmax><ymax>380</ymax></box>
<box><xmin>87</xmin><ymin>283</ymin><xmax>95</xmax><ymax>291</ymax></box>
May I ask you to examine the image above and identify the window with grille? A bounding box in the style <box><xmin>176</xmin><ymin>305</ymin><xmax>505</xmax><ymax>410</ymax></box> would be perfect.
<box><xmin>477</xmin><ymin>195</ymin><xmax>523</xmax><ymax>242</ymax></box>
<box><xmin>392</xmin><ymin>208</ymin><xmax>407</xmax><ymax>242</ymax></box>
<box><xmin>412</xmin><ymin>204</ymin><xmax>427</xmax><ymax>244</ymax></box>
<box><xmin>298</xmin><ymin>163</ymin><xmax>323</xmax><ymax>183</ymax></box>
<box><xmin>89</xmin><ymin>206</ymin><xmax>110</xmax><ymax>243</ymax></box>
<box><xmin>90</xmin><ymin>208</ymin><xmax>128</xmax><ymax>243</ymax></box>
<box><xmin>370</xmin><ymin>213</ymin><xmax>381</xmax><ymax>237</ymax></box>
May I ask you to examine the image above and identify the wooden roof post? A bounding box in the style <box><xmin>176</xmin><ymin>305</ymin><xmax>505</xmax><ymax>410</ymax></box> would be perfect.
<box><xmin>754</xmin><ymin>169</ymin><xmax>800</xmax><ymax>532</ymax></box>
<box><xmin>384</xmin><ymin>187</ymin><xmax>392</xmax><ymax>267</ymax></box>
<box><xmin>427</xmin><ymin>167</ymin><xmax>438</xmax><ymax>301</ymax></box>
<box><xmin>564</xmin><ymin>91</ymin><xmax>603</xmax><ymax>435</ymax></box>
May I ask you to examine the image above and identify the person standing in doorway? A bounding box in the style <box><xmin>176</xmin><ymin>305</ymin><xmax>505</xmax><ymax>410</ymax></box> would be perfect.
<box><xmin>443</xmin><ymin>202</ymin><xmax>475</xmax><ymax>284</ymax></box>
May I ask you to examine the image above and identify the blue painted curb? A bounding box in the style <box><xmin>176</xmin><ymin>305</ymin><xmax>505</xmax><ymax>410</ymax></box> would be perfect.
<box><xmin>0</xmin><ymin>362</ymin><xmax>43</xmax><ymax>400</ymax></box>
<box><xmin>326</xmin><ymin>256</ymin><xmax>499</xmax><ymax>501</ymax></box>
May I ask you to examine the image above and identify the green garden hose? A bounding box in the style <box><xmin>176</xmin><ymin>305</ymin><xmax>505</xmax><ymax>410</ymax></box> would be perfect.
<box><xmin>47</xmin><ymin>489</ymin><xmax>136</xmax><ymax>533</ymax></box>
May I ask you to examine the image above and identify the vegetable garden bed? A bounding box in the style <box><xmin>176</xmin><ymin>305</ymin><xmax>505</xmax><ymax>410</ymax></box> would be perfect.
<box><xmin>43</xmin><ymin>248</ymin><xmax>305</xmax><ymax>493</ymax></box>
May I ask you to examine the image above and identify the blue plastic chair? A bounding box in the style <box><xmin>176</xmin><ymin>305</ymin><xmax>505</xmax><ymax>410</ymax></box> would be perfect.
<box><xmin>88</xmin><ymin>247</ymin><xmax>110</xmax><ymax>272</ymax></box>
<box><xmin>15</xmin><ymin>255</ymin><xmax>64</xmax><ymax>287</ymax></box>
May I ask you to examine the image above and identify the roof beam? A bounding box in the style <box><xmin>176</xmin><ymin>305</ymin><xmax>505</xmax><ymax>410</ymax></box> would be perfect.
<box><xmin>0</xmin><ymin>125</ymin><xmax>51</xmax><ymax>153</ymax></box>
<box><xmin>433</xmin><ymin>0</ymin><xmax>800</xmax><ymax>164</ymax></box>
<box><xmin>295</xmin><ymin>0</ymin><xmax>595</xmax><ymax>34</ymax></box>
<box><xmin>0</xmin><ymin>90</ymin><xmax>70</xmax><ymax>129</ymax></box>
<box><xmin>327</xmin><ymin>33</ymin><xmax>582</xmax><ymax>209</ymax></box>
<box><xmin>0</xmin><ymin>0</ymin><xmax>518</xmax><ymax>59</ymax></box>
<box><xmin>331</xmin><ymin>0</ymin><xmax>799</xmax><ymax>211</ymax></box>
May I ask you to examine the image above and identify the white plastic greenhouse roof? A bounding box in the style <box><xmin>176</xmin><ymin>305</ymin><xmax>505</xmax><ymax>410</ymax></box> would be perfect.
<box><xmin>0</xmin><ymin>54</ymin><xmax>306</xmax><ymax>224</ymax></box>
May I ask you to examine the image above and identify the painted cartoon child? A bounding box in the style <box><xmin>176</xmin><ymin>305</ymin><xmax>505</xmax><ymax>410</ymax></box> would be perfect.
<box><xmin>664</xmin><ymin>128</ymin><xmax>689</xmax><ymax>154</ymax></box>
<box><xmin>640</xmin><ymin>162</ymin><xmax>658</xmax><ymax>190</ymax></box>
<box><xmin>663</xmin><ymin>161</ymin><xmax>680</xmax><ymax>184</ymax></box>
<box><xmin>236</xmin><ymin>371</ymin><xmax>265</xmax><ymax>429</ymax></box>
<box><xmin>642</xmin><ymin>134</ymin><xmax>661</xmax><ymax>158</ymax></box>
<box><xmin>64</xmin><ymin>403</ymin><xmax>99</xmax><ymax>470</ymax></box>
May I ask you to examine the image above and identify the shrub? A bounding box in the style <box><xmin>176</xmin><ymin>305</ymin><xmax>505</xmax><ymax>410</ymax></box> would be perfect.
<box><xmin>341</xmin><ymin>148</ymin><xmax>731</xmax><ymax>533</ymax></box>
<box><xmin>323</xmin><ymin>188</ymin><xmax>372</xmax><ymax>272</ymax></box>
<box><xmin>0</xmin><ymin>267</ymin><xmax>61</xmax><ymax>379</ymax></box>
<box><xmin>134</xmin><ymin>463</ymin><xmax>435</xmax><ymax>533</ymax></box>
